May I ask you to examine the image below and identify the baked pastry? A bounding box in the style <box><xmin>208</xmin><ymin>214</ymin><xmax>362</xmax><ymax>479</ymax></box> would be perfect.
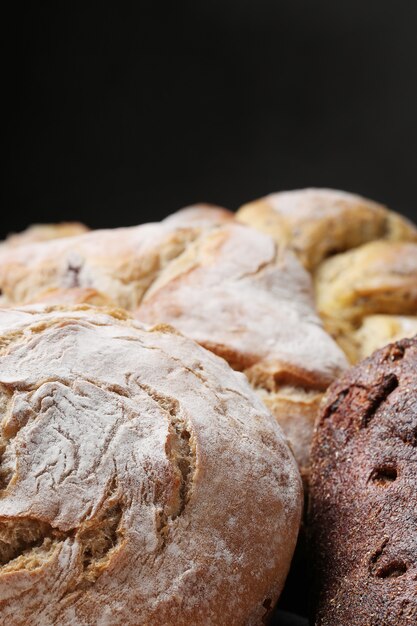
<box><xmin>236</xmin><ymin>188</ymin><xmax>417</xmax><ymax>363</ymax></box>
<box><xmin>308</xmin><ymin>337</ymin><xmax>417</xmax><ymax>625</ymax></box>
<box><xmin>0</xmin><ymin>211</ymin><xmax>348</xmax><ymax>478</ymax></box>
<box><xmin>315</xmin><ymin>240</ymin><xmax>417</xmax><ymax>361</ymax></box>
<box><xmin>237</xmin><ymin>188</ymin><xmax>417</xmax><ymax>271</ymax></box>
<box><xmin>353</xmin><ymin>314</ymin><xmax>417</xmax><ymax>361</ymax></box>
<box><xmin>0</xmin><ymin>305</ymin><xmax>302</xmax><ymax>625</ymax></box>
<box><xmin>0</xmin><ymin>222</ymin><xmax>89</xmax><ymax>250</ymax></box>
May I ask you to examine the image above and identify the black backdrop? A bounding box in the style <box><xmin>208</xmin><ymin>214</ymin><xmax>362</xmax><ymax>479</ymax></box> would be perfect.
<box><xmin>3</xmin><ymin>1</ymin><xmax>417</xmax><ymax>239</ymax></box>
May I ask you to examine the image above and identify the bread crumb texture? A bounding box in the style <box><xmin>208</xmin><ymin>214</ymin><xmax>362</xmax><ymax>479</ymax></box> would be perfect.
<box><xmin>0</xmin><ymin>306</ymin><xmax>302</xmax><ymax>626</ymax></box>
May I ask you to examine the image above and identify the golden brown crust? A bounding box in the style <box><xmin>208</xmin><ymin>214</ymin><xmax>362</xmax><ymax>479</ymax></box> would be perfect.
<box><xmin>315</xmin><ymin>240</ymin><xmax>417</xmax><ymax>361</ymax></box>
<box><xmin>236</xmin><ymin>188</ymin><xmax>417</xmax><ymax>271</ymax></box>
<box><xmin>308</xmin><ymin>337</ymin><xmax>417</xmax><ymax>625</ymax></box>
<box><xmin>315</xmin><ymin>241</ymin><xmax>417</xmax><ymax>325</ymax></box>
<box><xmin>0</xmin><ymin>305</ymin><xmax>303</xmax><ymax>626</ymax></box>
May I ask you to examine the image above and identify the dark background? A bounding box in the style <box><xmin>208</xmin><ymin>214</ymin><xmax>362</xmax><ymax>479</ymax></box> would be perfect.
<box><xmin>3</xmin><ymin>1</ymin><xmax>417</xmax><ymax>239</ymax></box>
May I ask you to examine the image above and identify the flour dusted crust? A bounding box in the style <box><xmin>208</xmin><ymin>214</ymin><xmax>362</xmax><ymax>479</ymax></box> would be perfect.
<box><xmin>236</xmin><ymin>188</ymin><xmax>417</xmax><ymax>271</ymax></box>
<box><xmin>308</xmin><ymin>337</ymin><xmax>417</xmax><ymax>625</ymax></box>
<box><xmin>0</xmin><ymin>205</ymin><xmax>232</xmax><ymax>309</ymax></box>
<box><xmin>138</xmin><ymin>223</ymin><xmax>346</xmax><ymax>386</ymax></box>
<box><xmin>237</xmin><ymin>188</ymin><xmax>417</xmax><ymax>363</ymax></box>
<box><xmin>0</xmin><ymin>211</ymin><xmax>348</xmax><ymax>476</ymax></box>
<box><xmin>0</xmin><ymin>223</ymin><xmax>89</xmax><ymax>251</ymax></box>
<box><xmin>0</xmin><ymin>305</ymin><xmax>302</xmax><ymax>626</ymax></box>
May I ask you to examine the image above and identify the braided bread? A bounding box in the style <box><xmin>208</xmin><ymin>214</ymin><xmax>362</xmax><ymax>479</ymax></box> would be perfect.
<box><xmin>237</xmin><ymin>188</ymin><xmax>417</xmax><ymax>363</ymax></box>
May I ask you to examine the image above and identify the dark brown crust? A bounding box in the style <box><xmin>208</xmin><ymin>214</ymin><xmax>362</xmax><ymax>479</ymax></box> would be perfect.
<box><xmin>308</xmin><ymin>337</ymin><xmax>417</xmax><ymax>625</ymax></box>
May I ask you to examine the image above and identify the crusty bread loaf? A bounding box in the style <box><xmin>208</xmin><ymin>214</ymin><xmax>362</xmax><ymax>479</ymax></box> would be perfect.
<box><xmin>308</xmin><ymin>337</ymin><xmax>417</xmax><ymax>625</ymax></box>
<box><xmin>0</xmin><ymin>305</ymin><xmax>302</xmax><ymax>625</ymax></box>
<box><xmin>0</xmin><ymin>209</ymin><xmax>348</xmax><ymax>478</ymax></box>
<box><xmin>0</xmin><ymin>205</ymin><xmax>232</xmax><ymax>309</ymax></box>
<box><xmin>237</xmin><ymin>188</ymin><xmax>417</xmax><ymax>270</ymax></box>
<box><xmin>315</xmin><ymin>240</ymin><xmax>417</xmax><ymax>360</ymax></box>
<box><xmin>236</xmin><ymin>188</ymin><xmax>417</xmax><ymax>363</ymax></box>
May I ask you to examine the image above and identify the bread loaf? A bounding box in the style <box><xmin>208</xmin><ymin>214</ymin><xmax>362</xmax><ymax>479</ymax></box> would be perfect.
<box><xmin>0</xmin><ymin>210</ymin><xmax>348</xmax><ymax>477</ymax></box>
<box><xmin>0</xmin><ymin>305</ymin><xmax>302</xmax><ymax>625</ymax></box>
<box><xmin>237</xmin><ymin>188</ymin><xmax>417</xmax><ymax>270</ymax></box>
<box><xmin>315</xmin><ymin>240</ymin><xmax>417</xmax><ymax>360</ymax></box>
<box><xmin>308</xmin><ymin>337</ymin><xmax>417</xmax><ymax>625</ymax></box>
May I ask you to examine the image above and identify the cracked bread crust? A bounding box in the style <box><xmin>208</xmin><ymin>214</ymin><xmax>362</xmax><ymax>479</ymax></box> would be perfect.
<box><xmin>308</xmin><ymin>337</ymin><xmax>417</xmax><ymax>625</ymax></box>
<box><xmin>0</xmin><ymin>305</ymin><xmax>302</xmax><ymax>626</ymax></box>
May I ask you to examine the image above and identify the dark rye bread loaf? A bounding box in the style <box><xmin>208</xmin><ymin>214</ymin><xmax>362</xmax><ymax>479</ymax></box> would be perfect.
<box><xmin>308</xmin><ymin>337</ymin><xmax>417</xmax><ymax>625</ymax></box>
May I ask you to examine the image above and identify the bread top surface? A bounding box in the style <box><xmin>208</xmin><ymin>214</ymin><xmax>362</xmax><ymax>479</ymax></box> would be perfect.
<box><xmin>136</xmin><ymin>221</ymin><xmax>348</xmax><ymax>391</ymax></box>
<box><xmin>0</xmin><ymin>223</ymin><xmax>169</xmax><ymax>308</ymax></box>
<box><xmin>308</xmin><ymin>337</ymin><xmax>417</xmax><ymax>625</ymax></box>
<box><xmin>162</xmin><ymin>204</ymin><xmax>234</xmax><ymax>228</ymax></box>
<box><xmin>0</xmin><ymin>305</ymin><xmax>302</xmax><ymax>626</ymax></box>
<box><xmin>0</xmin><ymin>212</ymin><xmax>348</xmax><ymax>393</ymax></box>
<box><xmin>0</xmin><ymin>205</ymin><xmax>231</xmax><ymax>310</ymax></box>
<box><xmin>236</xmin><ymin>187</ymin><xmax>417</xmax><ymax>270</ymax></box>
<box><xmin>0</xmin><ymin>223</ymin><xmax>89</xmax><ymax>250</ymax></box>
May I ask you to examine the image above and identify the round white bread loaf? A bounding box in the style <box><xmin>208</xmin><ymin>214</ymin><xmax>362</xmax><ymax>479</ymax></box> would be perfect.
<box><xmin>0</xmin><ymin>306</ymin><xmax>302</xmax><ymax>626</ymax></box>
